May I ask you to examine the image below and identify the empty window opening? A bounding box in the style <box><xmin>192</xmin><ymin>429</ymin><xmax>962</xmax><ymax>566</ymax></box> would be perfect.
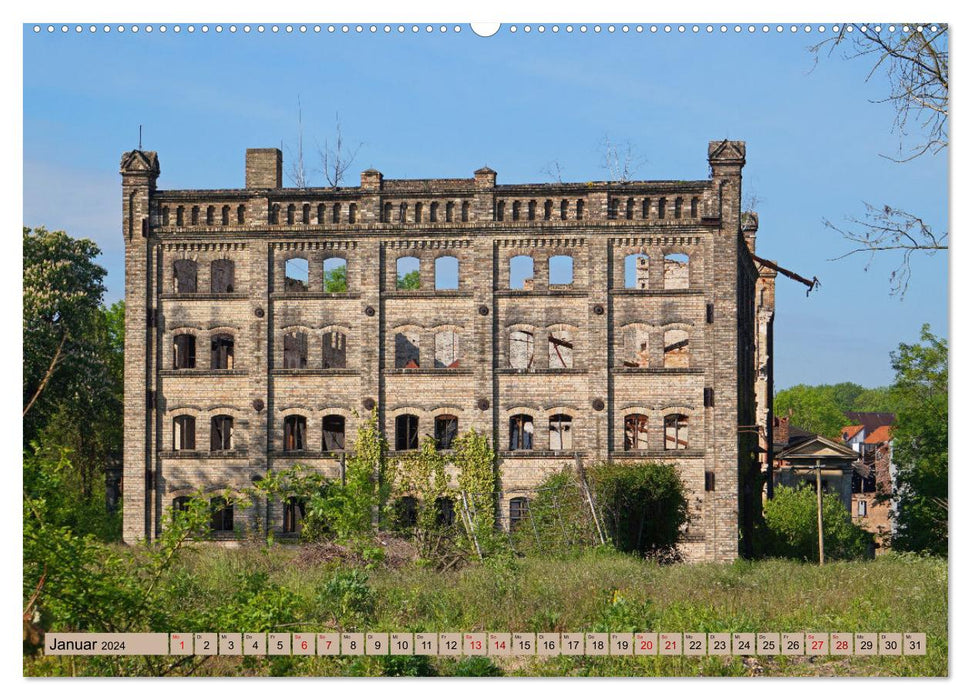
<box><xmin>221</xmin><ymin>205</ymin><xmax>230</xmax><ymax>225</ymax></box>
<box><xmin>624</xmin><ymin>253</ymin><xmax>650</xmax><ymax>289</ymax></box>
<box><xmin>210</xmin><ymin>415</ymin><xmax>234</xmax><ymax>451</ymax></box>
<box><xmin>348</xmin><ymin>203</ymin><xmax>357</xmax><ymax>224</ymax></box>
<box><xmin>705</xmin><ymin>470</ymin><xmax>715</xmax><ymax>492</ymax></box>
<box><xmin>322</xmin><ymin>415</ymin><xmax>346</xmax><ymax>451</ymax></box>
<box><xmin>435</xmin><ymin>497</ymin><xmax>456</xmax><ymax>527</ymax></box>
<box><xmin>399</xmin><ymin>202</ymin><xmax>407</xmax><ymax>222</ymax></box>
<box><xmin>690</xmin><ymin>197</ymin><xmax>699</xmax><ymax>218</ymax></box>
<box><xmin>626</xmin><ymin>198</ymin><xmax>634</xmax><ymax>220</ymax></box>
<box><xmin>395</xmin><ymin>414</ymin><xmax>419</xmax><ymax>450</ymax></box>
<box><xmin>461</xmin><ymin>201</ymin><xmax>470</xmax><ymax>222</ymax></box>
<box><xmin>323</xmin><ymin>257</ymin><xmax>348</xmax><ymax>293</ymax></box>
<box><xmin>663</xmin><ymin>253</ymin><xmax>689</xmax><ymax>290</ymax></box>
<box><xmin>210</xmin><ymin>497</ymin><xmax>233</xmax><ymax>532</ymax></box>
<box><xmin>283</xmin><ymin>496</ymin><xmax>306</xmax><ymax>534</ymax></box>
<box><xmin>509</xmin><ymin>329</ymin><xmax>535</xmax><ymax>369</ymax></box>
<box><xmin>663</xmin><ymin>329</ymin><xmax>690</xmax><ymax>368</ymax></box>
<box><xmin>283</xmin><ymin>415</ymin><xmax>307</xmax><ymax>451</ymax></box>
<box><xmin>396</xmin><ymin>256</ymin><xmax>420</xmax><ymax>290</ymax></box>
<box><xmin>548</xmin><ymin>330</ymin><xmax>574</xmax><ymax>369</ymax></box>
<box><xmin>509</xmin><ymin>414</ymin><xmax>534</xmax><ymax>450</ymax></box>
<box><xmin>622</xmin><ymin>326</ymin><xmax>650</xmax><ymax>368</ymax></box>
<box><xmin>664</xmin><ymin>414</ymin><xmax>689</xmax><ymax>450</ymax></box>
<box><xmin>576</xmin><ymin>199</ymin><xmax>584</xmax><ymax>220</ymax></box>
<box><xmin>509</xmin><ymin>255</ymin><xmax>534</xmax><ymax>290</ymax></box>
<box><xmin>237</xmin><ymin>204</ymin><xmax>246</xmax><ymax>225</ymax></box>
<box><xmin>857</xmin><ymin>500</ymin><xmax>867</xmax><ymax>517</ymax></box>
<box><xmin>173</xmin><ymin>496</ymin><xmax>191</xmax><ymax>512</ymax></box>
<box><xmin>395</xmin><ymin>496</ymin><xmax>418</xmax><ymax>528</ymax></box>
<box><xmin>206</xmin><ymin>206</ymin><xmax>215</xmax><ymax>225</ymax></box>
<box><xmin>176</xmin><ymin>206</ymin><xmax>185</xmax><ymax>227</ymax></box>
<box><xmin>624</xmin><ymin>414</ymin><xmax>649</xmax><ymax>450</ymax></box>
<box><xmin>429</xmin><ymin>202</ymin><xmax>439</xmax><ymax>222</ymax></box>
<box><xmin>174</xmin><ymin>259</ymin><xmax>197</xmax><ymax>293</ymax></box>
<box><xmin>434</xmin><ymin>329</ymin><xmax>460</xmax><ymax>368</ymax></box>
<box><xmin>435</xmin><ymin>256</ymin><xmax>459</xmax><ymax>290</ymax></box>
<box><xmin>528</xmin><ymin>200</ymin><xmax>536</xmax><ymax>220</ymax></box>
<box><xmin>544</xmin><ymin>200</ymin><xmax>553</xmax><ymax>221</ymax></box>
<box><xmin>173</xmin><ymin>334</ymin><xmax>196</xmax><ymax>369</ymax></box>
<box><xmin>445</xmin><ymin>201</ymin><xmax>454</xmax><ymax>222</ymax></box>
<box><xmin>318</xmin><ymin>203</ymin><xmax>327</xmax><ymax>224</ymax></box>
<box><xmin>395</xmin><ymin>330</ymin><xmax>421</xmax><ymax>368</ymax></box>
<box><xmin>173</xmin><ymin>415</ymin><xmax>196</xmax><ymax>451</ymax></box>
<box><xmin>434</xmin><ymin>414</ymin><xmax>459</xmax><ymax>450</ymax></box>
<box><xmin>302</xmin><ymin>203</ymin><xmax>311</xmax><ymax>224</ymax></box>
<box><xmin>657</xmin><ymin>197</ymin><xmax>666</xmax><ymax>219</ymax></box>
<box><xmin>509</xmin><ymin>497</ymin><xmax>529</xmax><ymax>529</ymax></box>
<box><xmin>210</xmin><ymin>333</ymin><xmax>235</xmax><ymax>370</ymax></box>
<box><xmin>210</xmin><ymin>259</ymin><xmax>235</xmax><ymax>294</ymax></box>
<box><xmin>191</xmin><ymin>206</ymin><xmax>200</xmax><ymax>225</ymax></box>
<box><xmin>496</xmin><ymin>201</ymin><xmax>505</xmax><ymax>221</ymax></box>
<box><xmin>270</xmin><ymin>204</ymin><xmax>280</xmax><ymax>224</ymax></box>
<box><xmin>285</xmin><ymin>257</ymin><xmax>309</xmax><ymax>292</ymax></box>
<box><xmin>286</xmin><ymin>204</ymin><xmax>295</xmax><ymax>225</ymax></box>
<box><xmin>549</xmin><ymin>414</ymin><xmax>573</xmax><ymax>451</ymax></box>
<box><xmin>548</xmin><ymin>255</ymin><xmax>574</xmax><ymax>285</ymax></box>
<box><xmin>512</xmin><ymin>201</ymin><xmax>521</xmax><ymax>221</ymax></box>
<box><xmin>383</xmin><ymin>202</ymin><xmax>393</xmax><ymax>223</ymax></box>
<box><xmin>162</xmin><ymin>206</ymin><xmax>170</xmax><ymax>226</ymax></box>
<box><xmin>608</xmin><ymin>198</ymin><xmax>619</xmax><ymax>220</ymax></box>
<box><xmin>674</xmin><ymin>197</ymin><xmax>683</xmax><ymax>219</ymax></box>
<box><xmin>322</xmin><ymin>330</ymin><xmax>347</xmax><ymax>369</ymax></box>
<box><xmin>283</xmin><ymin>331</ymin><xmax>308</xmax><ymax>369</ymax></box>
<box><xmin>560</xmin><ymin>199</ymin><xmax>568</xmax><ymax>220</ymax></box>
<box><xmin>642</xmin><ymin>198</ymin><xmax>650</xmax><ymax>219</ymax></box>
<box><xmin>332</xmin><ymin>203</ymin><xmax>341</xmax><ymax>224</ymax></box>
<box><xmin>414</xmin><ymin>202</ymin><xmax>423</xmax><ymax>223</ymax></box>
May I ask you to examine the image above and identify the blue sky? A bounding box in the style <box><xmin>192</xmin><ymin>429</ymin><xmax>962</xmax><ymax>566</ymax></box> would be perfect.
<box><xmin>22</xmin><ymin>23</ymin><xmax>949</xmax><ymax>389</ymax></box>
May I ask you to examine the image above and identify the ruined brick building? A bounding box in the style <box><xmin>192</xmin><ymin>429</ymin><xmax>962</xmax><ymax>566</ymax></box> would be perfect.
<box><xmin>121</xmin><ymin>140</ymin><xmax>773</xmax><ymax>563</ymax></box>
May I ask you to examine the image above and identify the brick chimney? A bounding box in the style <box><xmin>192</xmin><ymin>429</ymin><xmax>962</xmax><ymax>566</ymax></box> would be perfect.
<box><xmin>246</xmin><ymin>148</ymin><xmax>282</xmax><ymax>189</ymax></box>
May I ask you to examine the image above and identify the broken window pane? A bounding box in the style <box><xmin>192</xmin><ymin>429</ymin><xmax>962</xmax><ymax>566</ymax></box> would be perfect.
<box><xmin>509</xmin><ymin>330</ymin><xmax>534</xmax><ymax>369</ymax></box>
<box><xmin>210</xmin><ymin>333</ymin><xmax>234</xmax><ymax>370</ymax></box>
<box><xmin>283</xmin><ymin>496</ymin><xmax>306</xmax><ymax>534</ymax></box>
<box><xmin>173</xmin><ymin>415</ymin><xmax>196</xmax><ymax>451</ymax></box>
<box><xmin>548</xmin><ymin>255</ymin><xmax>574</xmax><ymax>285</ymax></box>
<box><xmin>173</xmin><ymin>334</ymin><xmax>196</xmax><ymax>369</ymax></box>
<box><xmin>549</xmin><ymin>414</ymin><xmax>573</xmax><ymax>451</ymax></box>
<box><xmin>663</xmin><ymin>253</ymin><xmax>689</xmax><ymax>290</ymax></box>
<box><xmin>210</xmin><ymin>497</ymin><xmax>233</xmax><ymax>532</ymax></box>
<box><xmin>624</xmin><ymin>414</ymin><xmax>649</xmax><ymax>450</ymax></box>
<box><xmin>210</xmin><ymin>259</ymin><xmax>235</xmax><ymax>294</ymax></box>
<box><xmin>283</xmin><ymin>415</ymin><xmax>307</xmax><ymax>451</ymax></box>
<box><xmin>434</xmin><ymin>330</ymin><xmax>460</xmax><ymax>368</ymax></box>
<box><xmin>663</xmin><ymin>329</ymin><xmax>690</xmax><ymax>368</ymax></box>
<box><xmin>285</xmin><ymin>257</ymin><xmax>309</xmax><ymax>292</ymax></box>
<box><xmin>173</xmin><ymin>259</ymin><xmax>197</xmax><ymax>293</ymax></box>
<box><xmin>664</xmin><ymin>414</ymin><xmax>689</xmax><ymax>450</ymax></box>
<box><xmin>509</xmin><ymin>497</ymin><xmax>529</xmax><ymax>529</ymax></box>
<box><xmin>283</xmin><ymin>331</ymin><xmax>309</xmax><ymax>369</ymax></box>
<box><xmin>395</xmin><ymin>414</ymin><xmax>419</xmax><ymax>450</ymax></box>
<box><xmin>210</xmin><ymin>415</ymin><xmax>234</xmax><ymax>451</ymax></box>
<box><xmin>509</xmin><ymin>255</ymin><xmax>534</xmax><ymax>290</ymax></box>
<box><xmin>509</xmin><ymin>414</ymin><xmax>534</xmax><ymax>450</ymax></box>
<box><xmin>322</xmin><ymin>415</ymin><xmax>346</xmax><ymax>451</ymax></box>
<box><xmin>435</xmin><ymin>255</ymin><xmax>459</xmax><ymax>290</ymax></box>
<box><xmin>624</xmin><ymin>253</ymin><xmax>650</xmax><ymax>289</ymax></box>
<box><xmin>622</xmin><ymin>326</ymin><xmax>650</xmax><ymax>368</ymax></box>
<box><xmin>323</xmin><ymin>257</ymin><xmax>347</xmax><ymax>293</ymax></box>
<box><xmin>396</xmin><ymin>256</ymin><xmax>420</xmax><ymax>289</ymax></box>
<box><xmin>434</xmin><ymin>414</ymin><xmax>459</xmax><ymax>450</ymax></box>
<box><xmin>548</xmin><ymin>331</ymin><xmax>574</xmax><ymax>369</ymax></box>
<box><xmin>395</xmin><ymin>330</ymin><xmax>421</xmax><ymax>368</ymax></box>
<box><xmin>322</xmin><ymin>330</ymin><xmax>347</xmax><ymax>369</ymax></box>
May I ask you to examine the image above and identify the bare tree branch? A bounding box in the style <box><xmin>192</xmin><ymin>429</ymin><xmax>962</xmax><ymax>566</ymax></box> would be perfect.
<box><xmin>825</xmin><ymin>203</ymin><xmax>948</xmax><ymax>298</ymax></box>
<box><xmin>541</xmin><ymin>160</ymin><xmax>566</xmax><ymax>183</ymax></box>
<box><xmin>285</xmin><ymin>96</ymin><xmax>309</xmax><ymax>188</ymax></box>
<box><xmin>318</xmin><ymin>113</ymin><xmax>363</xmax><ymax>187</ymax></box>
<box><xmin>600</xmin><ymin>135</ymin><xmax>647</xmax><ymax>182</ymax></box>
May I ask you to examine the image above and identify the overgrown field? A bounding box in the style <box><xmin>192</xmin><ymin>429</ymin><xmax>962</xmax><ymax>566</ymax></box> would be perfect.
<box><xmin>25</xmin><ymin>546</ymin><xmax>947</xmax><ymax>677</ymax></box>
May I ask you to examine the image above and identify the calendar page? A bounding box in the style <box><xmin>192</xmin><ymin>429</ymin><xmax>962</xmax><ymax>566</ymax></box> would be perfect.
<box><xmin>21</xmin><ymin>3</ymin><xmax>948</xmax><ymax>685</ymax></box>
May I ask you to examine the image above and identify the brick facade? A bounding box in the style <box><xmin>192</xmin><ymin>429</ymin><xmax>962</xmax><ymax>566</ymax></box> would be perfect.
<box><xmin>121</xmin><ymin>140</ymin><xmax>770</xmax><ymax>563</ymax></box>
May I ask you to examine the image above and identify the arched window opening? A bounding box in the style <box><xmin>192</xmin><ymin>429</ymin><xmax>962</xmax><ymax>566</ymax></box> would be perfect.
<box><xmin>283</xmin><ymin>415</ymin><xmax>307</xmax><ymax>451</ymax></box>
<box><xmin>663</xmin><ymin>329</ymin><xmax>690</xmax><ymax>368</ymax></box>
<box><xmin>176</xmin><ymin>206</ymin><xmax>185</xmax><ymax>227</ymax></box>
<box><xmin>622</xmin><ymin>326</ymin><xmax>650</xmax><ymax>368</ymax></box>
<box><xmin>434</xmin><ymin>414</ymin><xmax>459</xmax><ymax>450</ymax></box>
<box><xmin>302</xmin><ymin>203</ymin><xmax>311</xmax><ymax>224</ymax></box>
<box><xmin>286</xmin><ymin>204</ymin><xmax>295</xmax><ymax>225</ymax></box>
<box><xmin>210</xmin><ymin>497</ymin><xmax>233</xmax><ymax>532</ymax></box>
<box><xmin>348</xmin><ymin>203</ymin><xmax>357</xmax><ymax>224</ymax></box>
<box><xmin>642</xmin><ymin>198</ymin><xmax>650</xmax><ymax>219</ymax></box>
<box><xmin>548</xmin><ymin>255</ymin><xmax>574</xmax><ymax>285</ymax></box>
<box><xmin>318</xmin><ymin>203</ymin><xmax>327</xmax><ymax>224</ymax></box>
<box><xmin>237</xmin><ymin>204</ymin><xmax>245</xmax><ymax>224</ymax></box>
<box><xmin>608</xmin><ymin>198</ymin><xmax>619</xmax><ymax>220</ymax></box>
<box><xmin>221</xmin><ymin>205</ymin><xmax>230</xmax><ymax>225</ymax></box>
<box><xmin>395</xmin><ymin>414</ymin><xmax>419</xmax><ymax>451</ymax></box>
<box><xmin>285</xmin><ymin>258</ymin><xmax>309</xmax><ymax>292</ymax></box>
<box><xmin>626</xmin><ymin>197</ymin><xmax>634</xmax><ymax>220</ymax></box>
<box><xmin>283</xmin><ymin>496</ymin><xmax>306</xmax><ymax>534</ymax></box>
<box><xmin>509</xmin><ymin>329</ymin><xmax>535</xmax><ymax>369</ymax></box>
<box><xmin>496</xmin><ymin>201</ymin><xmax>505</xmax><ymax>221</ymax></box>
<box><xmin>664</xmin><ymin>414</ymin><xmax>689</xmax><ymax>450</ymax></box>
<box><xmin>445</xmin><ymin>201</ymin><xmax>454</xmax><ymax>222</ymax></box>
<box><xmin>396</xmin><ymin>256</ymin><xmax>420</xmax><ymax>290</ymax></box>
<box><xmin>560</xmin><ymin>199</ymin><xmax>568</xmax><ymax>220</ymax></box>
<box><xmin>210</xmin><ymin>333</ymin><xmax>235</xmax><ymax>370</ymax></box>
<box><xmin>624</xmin><ymin>414</ymin><xmax>649</xmax><ymax>450</ymax></box>
<box><xmin>512</xmin><ymin>201</ymin><xmax>521</xmax><ymax>221</ymax></box>
<box><xmin>383</xmin><ymin>202</ymin><xmax>393</xmax><ymax>223</ymax></box>
<box><xmin>173</xmin><ymin>496</ymin><xmax>191</xmax><ymax>512</ymax></box>
<box><xmin>576</xmin><ymin>199</ymin><xmax>584</xmax><ymax>220</ymax></box>
<box><xmin>414</xmin><ymin>202</ymin><xmax>423</xmax><ymax>223</ymax></box>
<box><xmin>549</xmin><ymin>414</ymin><xmax>573</xmax><ymax>451</ymax></box>
<box><xmin>544</xmin><ymin>200</ymin><xmax>552</xmax><ymax>221</ymax></box>
<box><xmin>435</xmin><ymin>497</ymin><xmax>456</xmax><ymax>527</ymax></box>
<box><xmin>399</xmin><ymin>202</ymin><xmax>407</xmax><ymax>223</ymax></box>
<box><xmin>283</xmin><ymin>331</ymin><xmax>308</xmax><ymax>369</ymax></box>
<box><xmin>461</xmin><ymin>201</ymin><xmax>470</xmax><ymax>222</ymax></box>
<box><xmin>509</xmin><ymin>414</ymin><xmax>534</xmax><ymax>450</ymax></box>
<box><xmin>395</xmin><ymin>331</ymin><xmax>421</xmax><ymax>368</ymax></box>
<box><xmin>394</xmin><ymin>496</ymin><xmax>418</xmax><ymax>528</ymax></box>
<box><xmin>527</xmin><ymin>200</ymin><xmax>536</xmax><ymax>220</ymax></box>
<box><xmin>191</xmin><ymin>206</ymin><xmax>200</xmax><ymax>225</ymax></box>
<box><xmin>429</xmin><ymin>202</ymin><xmax>439</xmax><ymax>222</ymax></box>
<box><xmin>657</xmin><ymin>197</ymin><xmax>667</xmax><ymax>219</ymax></box>
<box><xmin>674</xmin><ymin>197</ymin><xmax>683</xmax><ymax>219</ymax></box>
<box><xmin>435</xmin><ymin>329</ymin><xmax>460</xmax><ymax>368</ymax></box>
<box><xmin>509</xmin><ymin>255</ymin><xmax>534</xmax><ymax>290</ymax></box>
<box><xmin>435</xmin><ymin>256</ymin><xmax>459</xmax><ymax>291</ymax></box>
<box><xmin>322</xmin><ymin>330</ymin><xmax>347</xmax><ymax>369</ymax></box>
<box><xmin>548</xmin><ymin>330</ymin><xmax>574</xmax><ymax>369</ymax></box>
<box><xmin>210</xmin><ymin>415</ymin><xmax>234</xmax><ymax>451</ymax></box>
<box><xmin>173</xmin><ymin>415</ymin><xmax>196</xmax><ymax>451</ymax></box>
<box><xmin>174</xmin><ymin>259</ymin><xmax>197</xmax><ymax>294</ymax></box>
<box><xmin>663</xmin><ymin>253</ymin><xmax>690</xmax><ymax>290</ymax></box>
<box><xmin>323</xmin><ymin>257</ymin><xmax>347</xmax><ymax>293</ymax></box>
<box><xmin>690</xmin><ymin>196</ymin><xmax>699</xmax><ymax>218</ymax></box>
<box><xmin>173</xmin><ymin>334</ymin><xmax>196</xmax><ymax>369</ymax></box>
<box><xmin>332</xmin><ymin>203</ymin><xmax>341</xmax><ymax>224</ymax></box>
<box><xmin>624</xmin><ymin>253</ymin><xmax>650</xmax><ymax>289</ymax></box>
<box><xmin>509</xmin><ymin>497</ymin><xmax>529</xmax><ymax>530</ymax></box>
<box><xmin>162</xmin><ymin>206</ymin><xmax>170</xmax><ymax>226</ymax></box>
<box><xmin>206</xmin><ymin>206</ymin><xmax>215</xmax><ymax>225</ymax></box>
<box><xmin>322</xmin><ymin>415</ymin><xmax>346</xmax><ymax>451</ymax></box>
<box><xmin>210</xmin><ymin>259</ymin><xmax>235</xmax><ymax>294</ymax></box>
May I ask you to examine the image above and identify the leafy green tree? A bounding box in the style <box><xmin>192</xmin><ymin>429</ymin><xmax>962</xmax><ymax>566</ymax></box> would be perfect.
<box><xmin>397</xmin><ymin>270</ymin><xmax>420</xmax><ymax>290</ymax></box>
<box><xmin>774</xmin><ymin>384</ymin><xmax>850</xmax><ymax>438</ymax></box>
<box><xmin>887</xmin><ymin>325</ymin><xmax>948</xmax><ymax>555</ymax></box>
<box><xmin>387</xmin><ymin>436</ymin><xmax>451</xmax><ymax>558</ymax></box>
<box><xmin>452</xmin><ymin>429</ymin><xmax>499</xmax><ymax>555</ymax></box>
<box><xmin>763</xmin><ymin>485</ymin><xmax>872</xmax><ymax>561</ymax></box>
<box><xmin>323</xmin><ymin>263</ymin><xmax>348</xmax><ymax>292</ymax></box>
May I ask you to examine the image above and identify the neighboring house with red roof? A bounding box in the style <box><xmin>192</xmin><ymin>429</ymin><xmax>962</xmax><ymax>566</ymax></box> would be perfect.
<box><xmin>842</xmin><ymin>412</ymin><xmax>896</xmax><ymax>551</ymax></box>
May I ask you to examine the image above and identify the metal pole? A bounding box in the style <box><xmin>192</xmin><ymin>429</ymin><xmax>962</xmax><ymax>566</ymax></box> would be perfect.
<box><xmin>815</xmin><ymin>459</ymin><xmax>825</xmax><ymax>566</ymax></box>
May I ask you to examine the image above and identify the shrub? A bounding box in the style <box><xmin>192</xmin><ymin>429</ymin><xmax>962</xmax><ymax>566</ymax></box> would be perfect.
<box><xmin>763</xmin><ymin>485</ymin><xmax>873</xmax><ymax>561</ymax></box>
